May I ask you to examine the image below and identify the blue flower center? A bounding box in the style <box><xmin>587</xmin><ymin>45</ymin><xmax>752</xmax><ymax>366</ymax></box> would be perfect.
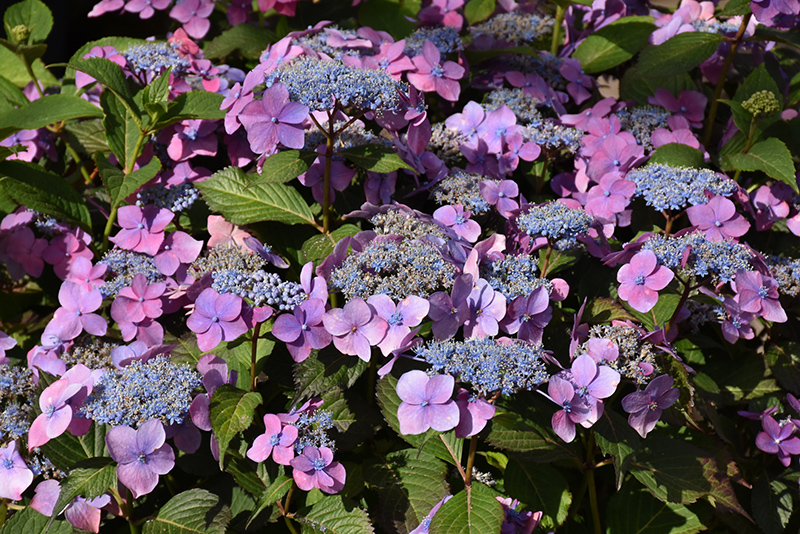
<box><xmin>312</xmin><ymin>458</ymin><xmax>326</xmax><ymax>471</ymax></box>
<box><xmin>430</xmin><ymin>64</ymin><xmax>444</xmax><ymax>77</ymax></box>
<box><xmin>138</xmin><ymin>453</ymin><xmax>147</xmax><ymax>463</ymax></box>
<box><xmin>269</xmin><ymin>434</ymin><xmax>281</xmax><ymax>446</ymax></box>
<box><xmin>758</xmin><ymin>286</ymin><xmax>769</xmax><ymax>298</ymax></box>
<box><xmin>635</xmin><ymin>275</ymin><xmax>646</xmax><ymax>285</ymax></box>
<box><xmin>2</xmin><ymin>458</ymin><xmax>13</xmax><ymax>469</ymax></box>
<box><xmin>388</xmin><ymin>312</ymin><xmax>403</xmax><ymax>326</ymax></box>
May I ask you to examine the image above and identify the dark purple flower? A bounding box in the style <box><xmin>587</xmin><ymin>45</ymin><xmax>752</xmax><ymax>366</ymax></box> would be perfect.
<box><xmin>648</xmin><ymin>88</ymin><xmax>708</xmax><ymax>130</ymax></box>
<box><xmin>428</xmin><ymin>273</ymin><xmax>473</xmax><ymax>340</ymax></box>
<box><xmin>617</xmin><ymin>250</ymin><xmax>674</xmax><ymax>313</ymax></box>
<box><xmin>621</xmin><ymin>374</ymin><xmax>680</xmax><ymax>438</ymax></box>
<box><xmin>239</xmin><ymin>83</ymin><xmax>309</xmax><ymax>154</ymax></box>
<box><xmin>272</xmin><ymin>299</ymin><xmax>332</xmax><ymax>362</ymax></box>
<box><xmin>187</xmin><ymin>288</ymin><xmax>249</xmax><ymax>352</ymax></box>
<box><xmin>454</xmin><ymin>389</ymin><xmax>496</xmax><ymax>438</ymax></box>
<box><xmin>721</xmin><ymin>296</ymin><xmax>755</xmax><ymax>343</ymax></box>
<box><xmin>464</xmin><ymin>279</ymin><xmax>507</xmax><ymax>339</ymax></box>
<box><xmin>322</xmin><ymin>297</ymin><xmax>387</xmax><ymax>361</ymax></box>
<box><xmin>755</xmin><ymin>415</ymin><xmax>800</xmax><ymax>466</ymax></box>
<box><xmin>290</xmin><ymin>446</ymin><xmax>346</xmax><ymax>494</ymax></box>
<box><xmin>106</xmin><ymin>419</ymin><xmax>175</xmax><ymax>498</ymax></box>
<box><xmin>547</xmin><ymin>375</ymin><xmax>591</xmax><ymax>443</ymax></box>
<box><xmin>500</xmin><ymin>287</ymin><xmax>552</xmax><ymax>343</ymax></box>
<box><xmin>247</xmin><ymin>414</ymin><xmax>298</xmax><ymax>465</ymax></box>
<box><xmin>396</xmin><ymin>370</ymin><xmax>459</xmax><ymax>435</ymax></box>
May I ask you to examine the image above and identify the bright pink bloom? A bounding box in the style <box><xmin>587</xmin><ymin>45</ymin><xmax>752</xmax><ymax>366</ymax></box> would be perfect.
<box><xmin>111</xmin><ymin>273</ymin><xmax>166</xmax><ymax>324</ymax></box>
<box><xmin>187</xmin><ymin>288</ymin><xmax>249</xmax><ymax>352</ymax></box>
<box><xmin>686</xmin><ymin>196</ymin><xmax>749</xmax><ymax>241</ymax></box>
<box><xmin>110</xmin><ymin>205</ymin><xmax>173</xmax><ymax>256</ymax></box>
<box><xmin>169</xmin><ymin>0</ymin><xmax>214</xmax><ymax>39</ymax></box>
<box><xmin>617</xmin><ymin>250</ymin><xmax>674</xmax><ymax>313</ymax></box>
<box><xmin>0</xmin><ymin>441</ymin><xmax>34</xmax><ymax>501</ymax></box>
<box><xmin>290</xmin><ymin>446</ymin><xmax>346</xmax><ymax>494</ymax></box>
<box><xmin>407</xmin><ymin>40</ymin><xmax>464</xmax><ymax>102</ymax></box>
<box><xmin>247</xmin><ymin>414</ymin><xmax>298</xmax><ymax>465</ymax></box>
<box><xmin>49</xmin><ymin>282</ymin><xmax>107</xmax><ymax>340</ymax></box>
<box><xmin>396</xmin><ymin>370</ymin><xmax>459</xmax><ymax>435</ymax></box>
<box><xmin>322</xmin><ymin>297</ymin><xmax>387</xmax><ymax>361</ymax></box>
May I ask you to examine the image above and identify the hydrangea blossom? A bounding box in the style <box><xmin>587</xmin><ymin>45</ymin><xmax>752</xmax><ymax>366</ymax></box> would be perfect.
<box><xmin>106</xmin><ymin>419</ymin><xmax>175</xmax><ymax>498</ymax></box>
<box><xmin>396</xmin><ymin>370</ymin><xmax>459</xmax><ymax>435</ymax></box>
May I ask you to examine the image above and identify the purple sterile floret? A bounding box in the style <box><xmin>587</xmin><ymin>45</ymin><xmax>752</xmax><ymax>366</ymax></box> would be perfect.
<box><xmin>272</xmin><ymin>299</ymin><xmax>332</xmax><ymax>362</ymax></box>
<box><xmin>396</xmin><ymin>370</ymin><xmax>459</xmax><ymax>435</ymax></box>
<box><xmin>0</xmin><ymin>441</ymin><xmax>34</xmax><ymax>501</ymax></box>
<box><xmin>755</xmin><ymin>414</ymin><xmax>800</xmax><ymax>467</ymax></box>
<box><xmin>106</xmin><ymin>419</ymin><xmax>175</xmax><ymax>499</ymax></box>
<box><xmin>239</xmin><ymin>83</ymin><xmax>309</xmax><ymax>155</ymax></box>
<box><xmin>322</xmin><ymin>297</ymin><xmax>387</xmax><ymax>361</ymax></box>
<box><xmin>547</xmin><ymin>375</ymin><xmax>591</xmax><ymax>443</ymax></box>
<box><xmin>187</xmin><ymin>288</ymin><xmax>249</xmax><ymax>352</ymax></box>
<box><xmin>289</xmin><ymin>446</ymin><xmax>346</xmax><ymax>494</ymax></box>
<box><xmin>621</xmin><ymin>374</ymin><xmax>680</xmax><ymax>438</ymax></box>
<box><xmin>617</xmin><ymin>250</ymin><xmax>674</xmax><ymax>313</ymax></box>
<box><xmin>49</xmin><ymin>281</ymin><xmax>107</xmax><ymax>341</ymax></box>
<box><xmin>247</xmin><ymin>413</ymin><xmax>298</xmax><ymax>465</ymax></box>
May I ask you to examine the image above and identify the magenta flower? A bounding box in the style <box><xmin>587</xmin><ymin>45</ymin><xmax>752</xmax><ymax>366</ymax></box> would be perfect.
<box><xmin>43</xmin><ymin>230</ymin><xmax>93</xmax><ymax>280</ymax></box>
<box><xmin>477</xmin><ymin>105</ymin><xmax>523</xmax><ymax>154</ymax></box>
<box><xmin>686</xmin><ymin>196</ymin><xmax>749</xmax><ymax>241</ymax></box>
<box><xmin>621</xmin><ymin>374</ymin><xmax>679</xmax><ymax>438</ymax></box>
<box><xmin>733</xmin><ymin>270</ymin><xmax>787</xmax><ymax>323</ymax></box>
<box><xmin>0</xmin><ymin>441</ymin><xmax>33</xmax><ymax>501</ymax></box>
<box><xmin>755</xmin><ymin>415</ymin><xmax>800</xmax><ymax>467</ymax></box>
<box><xmin>272</xmin><ymin>299</ymin><xmax>332</xmax><ymax>362</ymax></box>
<box><xmin>247</xmin><ymin>414</ymin><xmax>298</xmax><ymax>465</ymax></box>
<box><xmin>66</xmin><ymin>256</ymin><xmax>107</xmax><ymax>292</ymax></box>
<box><xmin>464</xmin><ymin>279</ymin><xmax>507</xmax><ymax>339</ymax></box>
<box><xmin>560</xmin><ymin>59</ymin><xmax>594</xmax><ymax>105</ymax></box>
<box><xmin>569</xmin><ymin>354</ymin><xmax>620</xmax><ymax>426</ymax></box>
<box><xmin>109</xmin><ymin>205</ymin><xmax>174</xmax><ymax>256</ymax></box>
<box><xmin>239</xmin><ymin>83</ymin><xmax>309</xmax><ymax>155</ymax></box>
<box><xmin>433</xmin><ymin>204</ymin><xmax>481</xmax><ymax>242</ymax></box>
<box><xmin>407</xmin><ymin>40</ymin><xmax>464</xmax><ymax>102</ymax></box>
<box><xmin>481</xmin><ymin>180</ymin><xmax>519</xmax><ymax>218</ymax></box>
<box><xmin>454</xmin><ymin>389</ymin><xmax>496</xmax><ymax>438</ymax></box>
<box><xmin>586</xmin><ymin>135</ymin><xmax>644</xmax><ymax>180</ymax></box>
<box><xmin>547</xmin><ymin>375</ymin><xmax>591</xmax><ymax>443</ymax></box>
<box><xmin>161</xmin><ymin>120</ymin><xmax>218</xmax><ymax>163</ymax></box>
<box><xmin>617</xmin><ymin>250</ymin><xmax>674</xmax><ymax>313</ymax></box>
<box><xmin>584</xmin><ymin>174</ymin><xmax>636</xmax><ymax>220</ymax></box>
<box><xmin>110</xmin><ymin>273</ymin><xmax>166</xmax><ymax>324</ymax></box>
<box><xmin>27</xmin><ymin>378</ymin><xmax>83</xmax><ymax>449</ymax></box>
<box><xmin>49</xmin><ymin>281</ymin><xmax>107</xmax><ymax>340</ymax></box>
<box><xmin>648</xmin><ymin>88</ymin><xmax>708</xmax><ymax>130</ymax></box>
<box><xmin>106</xmin><ymin>419</ymin><xmax>175</xmax><ymax>498</ymax></box>
<box><xmin>169</xmin><ymin>0</ymin><xmax>214</xmax><ymax>39</ymax></box>
<box><xmin>124</xmin><ymin>0</ymin><xmax>170</xmax><ymax>18</ymax></box>
<box><xmin>428</xmin><ymin>273</ymin><xmax>473</xmax><ymax>340</ymax></box>
<box><xmin>367</xmin><ymin>294</ymin><xmax>429</xmax><ymax>356</ymax></box>
<box><xmin>322</xmin><ymin>297</ymin><xmax>388</xmax><ymax>361</ymax></box>
<box><xmin>187</xmin><ymin>288</ymin><xmax>249</xmax><ymax>352</ymax></box>
<box><xmin>153</xmin><ymin>231</ymin><xmax>203</xmax><ymax>276</ymax></box>
<box><xmin>445</xmin><ymin>101</ymin><xmax>485</xmax><ymax>141</ymax></box>
<box><xmin>30</xmin><ymin>479</ymin><xmax>110</xmax><ymax>533</ymax></box>
<box><xmin>396</xmin><ymin>370</ymin><xmax>459</xmax><ymax>435</ymax></box>
<box><xmin>290</xmin><ymin>446</ymin><xmax>346</xmax><ymax>494</ymax></box>
<box><xmin>585</xmin><ymin>338</ymin><xmax>619</xmax><ymax>364</ymax></box>
<box><xmin>720</xmin><ymin>297</ymin><xmax>755</xmax><ymax>344</ymax></box>
<box><xmin>500</xmin><ymin>287</ymin><xmax>552</xmax><ymax>343</ymax></box>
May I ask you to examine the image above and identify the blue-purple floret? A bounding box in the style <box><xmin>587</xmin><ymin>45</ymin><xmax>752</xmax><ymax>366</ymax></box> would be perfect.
<box><xmin>515</xmin><ymin>201</ymin><xmax>594</xmax><ymax>250</ymax></box>
<box><xmin>626</xmin><ymin>163</ymin><xmax>738</xmax><ymax>211</ymax></box>
<box><xmin>641</xmin><ymin>231</ymin><xmax>754</xmax><ymax>282</ymax></box>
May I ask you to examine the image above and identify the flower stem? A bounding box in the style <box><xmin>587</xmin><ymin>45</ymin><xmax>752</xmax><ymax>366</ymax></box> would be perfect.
<box><xmin>323</xmin><ymin>111</ymin><xmax>336</xmax><ymax>234</ymax></box>
<box><xmin>701</xmin><ymin>14</ymin><xmax>752</xmax><ymax>148</ymax></box>
<box><xmin>250</xmin><ymin>322</ymin><xmax>263</xmax><ymax>392</ymax></box>
<box><xmin>540</xmin><ymin>244</ymin><xmax>554</xmax><ymax>277</ymax></box>
<box><xmin>439</xmin><ymin>434</ymin><xmax>468</xmax><ymax>483</ymax></box>
<box><xmin>102</xmin><ymin>203</ymin><xmax>118</xmax><ymax>253</ymax></box>
<box><xmin>585</xmin><ymin>431</ymin><xmax>602</xmax><ymax>534</ymax></box>
<box><xmin>0</xmin><ymin>499</ymin><xmax>6</xmax><ymax>528</ymax></box>
<box><xmin>464</xmin><ymin>436</ymin><xmax>478</xmax><ymax>487</ymax></box>
<box><xmin>550</xmin><ymin>4</ymin><xmax>566</xmax><ymax>56</ymax></box>
<box><xmin>366</xmin><ymin>355</ymin><xmax>377</xmax><ymax>406</ymax></box>
<box><xmin>732</xmin><ymin>117</ymin><xmax>758</xmax><ymax>182</ymax></box>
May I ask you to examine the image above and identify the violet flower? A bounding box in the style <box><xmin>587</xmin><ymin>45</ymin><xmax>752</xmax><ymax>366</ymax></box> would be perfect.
<box><xmin>30</xmin><ymin>479</ymin><xmax>110</xmax><ymax>534</ymax></box>
<box><xmin>733</xmin><ymin>270</ymin><xmax>787</xmax><ymax>323</ymax></box>
<box><xmin>187</xmin><ymin>288</ymin><xmax>249</xmax><ymax>352</ymax></box>
<box><xmin>367</xmin><ymin>294</ymin><xmax>429</xmax><ymax>356</ymax></box>
<box><xmin>428</xmin><ymin>273</ymin><xmax>473</xmax><ymax>340</ymax></box>
<box><xmin>433</xmin><ymin>204</ymin><xmax>481</xmax><ymax>243</ymax></box>
<box><xmin>322</xmin><ymin>297</ymin><xmax>388</xmax><ymax>361</ymax></box>
<box><xmin>686</xmin><ymin>196</ymin><xmax>749</xmax><ymax>241</ymax></box>
<box><xmin>407</xmin><ymin>40</ymin><xmax>464</xmax><ymax>102</ymax></box>
<box><xmin>169</xmin><ymin>0</ymin><xmax>214</xmax><ymax>39</ymax></box>
<box><xmin>464</xmin><ymin>278</ymin><xmax>507</xmax><ymax>339</ymax></box>
<box><xmin>66</xmin><ymin>256</ymin><xmax>107</xmax><ymax>292</ymax></box>
<box><xmin>396</xmin><ymin>370</ymin><xmax>459</xmax><ymax>435</ymax></box>
<box><xmin>153</xmin><ymin>231</ymin><xmax>203</xmax><ymax>276</ymax></box>
<box><xmin>290</xmin><ymin>446</ymin><xmax>346</xmax><ymax>494</ymax></box>
<box><xmin>621</xmin><ymin>374</ymin><xmax>680</xmax><ymax>438</ymax></box>
<box><xmin>454</xmin><ymin>389</ymin><xmax>496</xmax><ymax>438</ymax></box>
<box><xmin>721</xmin><ymin>297</ymin><xmax>755</xmax><ymax>343</ymax></box>
<box><xmin>480</xmin><ymin>179</ymin><xmax>519</xmax><ymax>218</ymax></box>
<box><xmin>0</xmin><ymin>441</ymin><xmax>34</xmax><ymax>501</ymax></box>
<box><xmin>547</xmin><ymin>375</ymin><xmax>590</xmax><ymax>443</ymax></box>
<box><xmin>110</xmin><ymin>273</ymin><xmax>166</xmax><ymax>324</ymax></box>
<box><xmin>49</xmin><ymin>281</ymin><xmax>107</xmax><ymax>340</ymax></box>
<box><xmin>617</xmin><ymin>250</ymin><xmax>674</xmax><ymax>313</ymax></box>
<box><xmin>569</xmin><ymin>354</ymin><xmax>620</xmax><ymax>426</ymax></box>
<box><xmin>27</xmin><ymin>378</ymin><xmax>84</xmax><ymax>449</ymax></box>
<box><xmin>239</xmin><ymin>83</ymin><xmax>309</xmax><ymax>154</ymax></box>
<box><xmin>247</xmin><ymin>413</ymin><xmax>298</xmax><ymax>465</ymax></box>
<box><xmin>106</xmin><ymin>419</ymin><xmax>175</xmax><ymax>498</ymax></box>
<box><xmin>755</xmin><ymin>415</ymin><xmax>800</xmax><ymax>467</ymax></box>
<box><xmin>109</xmin><ymin>205</ymin><xmax>173</xmax><ymax>256</ymax></box>
<box><xmin>500</xmin><ymin>287</ymin><xmax>552</xmax><ymax>343</ymax></box>
<box><xmin>497</xmin><ymin>497</ymin><xmax>542</xmax><ymax>534</ymax></box>
<box><xmin>272</xmin><ymin>299</ymin><xmax>332</xmax><ymax>362</ymax></box>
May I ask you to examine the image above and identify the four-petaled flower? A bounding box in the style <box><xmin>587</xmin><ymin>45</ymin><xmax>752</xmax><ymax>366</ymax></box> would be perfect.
<box><xmin>105</xmin><ymin>419</ymin><xmax>175</xmax><ymax>498</ymax></box>
<box><xmin>396</xmin><ymin>370</ymin><xmax>459</xmax><ymax>435</ymax></box>
<box><xmin>289</xmin><ymin>446</ymin><xmax>346</xmax><ymax>494</ymax></box>
<box><xmin>109</xmin><ymin>205</ymin><xmax>174</xmax><ymax>256</ymax></box>
<box><xmin>0</xmin><ymin>441</ymin><xmax>34</xmax><ymax>501</ymax></box>
<box><xmin>322</xmin><ymin>297</ymin><xmax>387</xmax><ymax>361</ymax></box>
<box><xmin>49</xmin><ymin>281</ymin><xmax>107</xmax><ymax>341</ymax></box>
<box><xmin>239</xmin><ymin>83</ymin><xmax>309</xmax><ymax>155</ymax></box>
<box><xmin>617</xmin><ymin>250</ymin><xmax>674</xmax><ymax>313</ymax></box>
<box><xmin>621</xmin><ymin>374</ymin><xmax>680</xmax><ymax>438</ymax></box>
<box><xmin>755</xmin><ymin>415</ymin><xmax>800</xmax><ymax>467</ymax></box>
<box><xmin>247</xmin><ymin>414</ymin><xmax>298</xmax><ymax>465</ymax></box>
<box><xmin>187</xmin><ymin>288</ymin><xmax>249</xmax><ymax>352</ymax></box>
<box><xmin>272</xmin><ymin>299</ymin><xmax>332</xmax><ymax>362</ymax></box>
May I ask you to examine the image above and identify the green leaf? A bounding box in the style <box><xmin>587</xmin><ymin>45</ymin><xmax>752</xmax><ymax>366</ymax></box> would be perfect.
<box><xmin>572</xmin><ymin>16</ymin><xmax>655</xmax><ymax>73</ymax></box>
<box><xmin>376</xmin><ymin>374</ymin><xmax>463</xmax><ymax>466</ymax></box>
<box><xmin>246</xmin><ymin>150</ymin><xmax>320</xmax><ymax>187</ymax></box>
<box><xmin>648</xmin><ymin>143</ymin><xmax>706</xmax><ymax>168</ymax></box>
<box><xmin>717</xmin><ymin>0</ymin><xmax>751</xmax><ymax>16</ymax></box>
<box><xmin>728</xmin><ymin>138</ymin><xmax>797</xmax><ymax>192</ymax></box>
<box><xmin>464</xmin><ymin>0</ymin><xmax>496</xmax><ymax>25</ymax></box>
<box><xmin>358</xmin><ymin>0</ymin><xmax>421</xmax><ymax>39</ymax></box>
<box><xmin>463</xmin><ymin>45</ymin><xmax>539</xmax><ymax>65</ymax></box>
<box><xmin>365</xmin><ymin>449</ymin><xmax>449</xmax><ymax>533</ymax></box>
<box><xmin>753</xmin><ymin>26</ymin><xmax>800</xmax><ymax>49</ymax></box>
<box><xmin>619</xmin><ymin>67</ymin><xmax>695</xmax><ymax>104</ymax></box>
<box><xmin>295</xmin><ymin>494</ymin><xmax>375</xmax><ymax>533</ymax></box>
<box><xmin>205</xmin><ymin>24</ymin><xmax>276</xmax><ymax>60</ymax></box>
<box><xmin>606</xmin><ymin>485</ymin><xmax>704</xmax><ymax>534</ymax></box>
<box><xmin>300</xmin><ymin>224</ymin><xmax>361</xmax><ymax>265</ymax></box>
<box><xmin>0</xmin><ymin>94</ymin><xmax>104</xmax><ymax>140</ymax></box>
<box><xmin>100</xmin><ymin>90</ymin><xmax>143</xmax><ymax>173</ymax></box>
<box><xmin>584</xmin><ymin>297</ymin><xmax>636</xmax><ymax>324</ymax></box>
<box><xmin>197</xmin><ymin>166</ymin><xmax>316</xmax><ymax>226</ymax></box>
<box><xmin>504</xmin><ymin>459</ymin><xmax>571</xmax><ymax>530</ymax></box>
<box><xmin>0</xmin><ymin>45</ymin><xmax>56</xmax><ymax>88</ymax></box>
<box><xmin>96</xmin><ymin>153</ymin><xmax>161</xmax><ymax>208</ymax></box>
<box><xmin>142</xmin><ymin>489</ymin><xmax>232</xmax><ymax>534</ymax></box>
<box><xmin>156</xmin><ymin>90</ymin><xmax>225</xmax><ymax>130</ymax></box>
<box><xmin>428</xmin><ymin>483</ymin><xmax>505</xmax><ymax>534</ymax></box>
<box><xmin>594</xmin><ymin>409</ymin><xmax>643</xmax><ymax>490</ymax></box>
<box><xmin>4</xmin><ymin>0</ymin><xmax>53</xmax><ymax>44</ymax></box>
<box><xmin>294</xmin><ymin>351</ymin><xmax>368</xmax><ymax>401</ymax></box>
<box><xmin>71</xmin><ymin>57</ymin><xmax>141</xmax><ymax>126</ymax></box>
<box><xmin>50</xmin><ymin>458</ymin><xmax>116</xmax><ymax>528</ymax></box>
<box><xmin>0</xmin><ymin>160</ymin><xmax>92</xmax><ymax>230</ymax></box>
<box><xmin>66</xmin><ymin>119</ymin><xmax>110</xmax><ymax>153</ymax></box>
<box><xmin>637</xmin><ymin>33</ymin><xmax>724</xmax><ymax>78</ymax></box>
<box><xmin>0</xmin><ymin>506</ymin><xmax>72</xmax><ymax>534</ymax></box>
<box><xmin>38</xmin><ymin>422</ymin><xmax>109</xmax><ymax>472</ymax></box>
<box><xmin>248</xmin><ymin>475</ymin><xmax>293</xmax><ymax>528</ymax></box>
<box><xmin>225</xmin><ymin>336</ymin><xmax>275</xmax><ymax>391</ymax></box>
<box><xmin>626</xmin><ymin>293</ymin><xmax>681</xmax><ymax>330</ymax></box>
<box><xmin>734</xmin><ymin>63</ymin><xmax>782</xmax><ymax>105</ymax></box>
<box><xmin>341</xmin><ymin>144</ymin><xmax>416</xmax><ymax>174</ymax></box>
<box><xmin>485</xmin><ymin>412</ymin><xmax>576</xmax><ymax>462</ymax></box>
<box><xmin>752</xmin><ymin>475</ymin><xmax>793</xmax><ymax>534</ymax></box>
<box><xmin>222</xmin><ymin>446</ymin><xmax>271</xmax><ymax>497</ymax></box>
<box><xmin>0</xmin><ymin>74</ymin><xmax>28</xmax><ymax>107</ymax></box>
<box><xmin>704</xmin><ymin>350</ymin><xmax>779</xmax><ymax>403</ymax></box>
<box><xmin>210</xmin><ymin>383</ymin><xmax>262</xmax><ymax>468</ymax></box>
<box><xmin>142</xmin><ymin>68</ymin><xmax>172</xmax><ymax>109</ymax></box>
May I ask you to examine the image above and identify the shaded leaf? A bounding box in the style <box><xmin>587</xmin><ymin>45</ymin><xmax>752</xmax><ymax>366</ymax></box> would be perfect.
<box><xmin>0</xmin><ymin>506</ymin><xmax>71</xmax><ymax>534</ymax></box>
<box><xmin>248</xmin><ymin>475</ymin><xmax>293</xmax><ymax>528</ymax></box>
<box><xmin>100</xmin><ymin>90</ymin><xmax>143</xmax><ymax>173</ymax></box>
<box><xmin>717</xmin><ymin>0</ymin><xmax>750</xmax><ymax>16</ymax></box>
<box><xmin>428</xmin><ymin>482</ymin><xmax>504</xmax><ymax>534</ymax></box>
<box><xmin>197</xmin><ymin>166</ymin><xmax>316</xmax><ymax>226</ymax></box>
<box><xmin>294</xmin><ymin>351</ymin><xmax>368</xmax><ymax>401</ymax></box>
<box><xmin>142</xmin><ymin>489</ymin><xmax>231</xmax><ymax>534</ymax></box>
<box><xmin>728</xmin><ymin>138</ymin><xmax>797</xmax><ymax>192</ymax></box>
<box><xmin>464</xmin><ymin>0</ymin><xmax>496</xmax><ymax>25</ymax></box>
<box><xmin>341</xmin><ymin>144</ymin><xmax>416</xmax><ymax>174</ymax></box>
<box><xmin>504</xmin><ymin>459</ymin><xmax>571</xmax><ymax>530</ymax></box>
<box><xmin>51</xmin><ymin>458</ymin><xmax>116</xmax><ymax>527</ymax></box>
<box><xmin>648</xmin><ymin>143</ymin><xmax>706</xmax><ymax>168</ymax></box>
<box><xmin>572</xmin><ymin>16</ymin><xmax>655</xmax><ymax>73</ymax></box>
<box><xmin>66</xmin><ymin>119</ymin><xmax>110</xmax><ymax>153</ymax></box>
<box><xmin>37</xmin><ymin>422</ymin><xmax>109</xmax><ymax>472</ymax></box>
<box><xmin>594</xmin><ymin>409</ymin><xmax>643</xmax><ymax>490</ymax></box>
<box><xmin>358</xmin><ymin>0</ymin><xmax>421</xmax><ymax>39</ymax></box>
<box><xmin>210</xmin><ymin>384</ymin><xmax>263</xmax><ymax>468</ymax></box>
<box><xmin>485</xmin><ymin>412</ymin><xmax>576</xmax><ymax>463</ymax></box>
<box><xmin>0</xmin><ymin>94</ymin><xmax>104</xmax><ymax>140</ymax></box>
<box><xmin>96</xmin><ymin>153</ymin><xmax>161</xmax><ymax>208</ymax></box>
<box><xmin>205</xmin><ymin>24</ymin><xmax>276</xmax><ymax>59</ymax></box>
<box><xmin>300</xmin><ymin>224</ymin><xmax>361</xmax><ymax>265</ymax></box>
<box><xmin>294</xmin><ymin>494</ymin><xmax>374</xmax><ymax>533</ymax></box>
<box><xmin>606</xmin><ymin>485</ymin><xmax>704</xmax><ymax>534</ymax></box>
<box><xmin>71</xmin><ymin>57</ymin><xmax>141</xmax><ymax>125</ymax></box>
<box><xmin>637</xmin><ymin>33</ymin><xmax>724</xmax><ymax>78</ymax></box>
<box><xmin>155</xmin><ymin>90</ymin><xmax>225</xmax><ymax>129</ymax></box>
<box><xmin>246</xmin><ymin>150</ymin><xmax>319</xmax><ymax>187</ymax></box>
<box><xmin>752</xmin><ymin>475</ymin><xmax>793</xmax><ymax>534</ymax></box>
<box><xmin>584</xmin><ymin>297</ymin><xmax>636</xmax><ymax>324</ymax></box>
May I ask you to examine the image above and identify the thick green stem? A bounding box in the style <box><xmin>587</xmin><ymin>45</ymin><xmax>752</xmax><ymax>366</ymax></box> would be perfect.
<box><xmin>701</xmin><ymin>14</ymin><xmax>752</xmax><ymax>148</ymax></box>
<box><xmin>732</xmin><ymin>118</ymin><xmax>758</xmax><ymax>182</ymax></box>
<box><xmin>464</xmin><ymin>436</ymin><xmax>478</xmax><ymax>487</ymax></box>
<box><xmin>250</xmin><ymin>322</ymin><xmax>263</xmax><ymax>391</ymax></box>
<box><xmin>550</xmin><ymin>4</ymin><xmax>566</xmax><ymax>56</ymax></box>
<box><xmin>125</xmin><ymin>132</ymin><xmax>148</xmax><ymax>175</ymax></box>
